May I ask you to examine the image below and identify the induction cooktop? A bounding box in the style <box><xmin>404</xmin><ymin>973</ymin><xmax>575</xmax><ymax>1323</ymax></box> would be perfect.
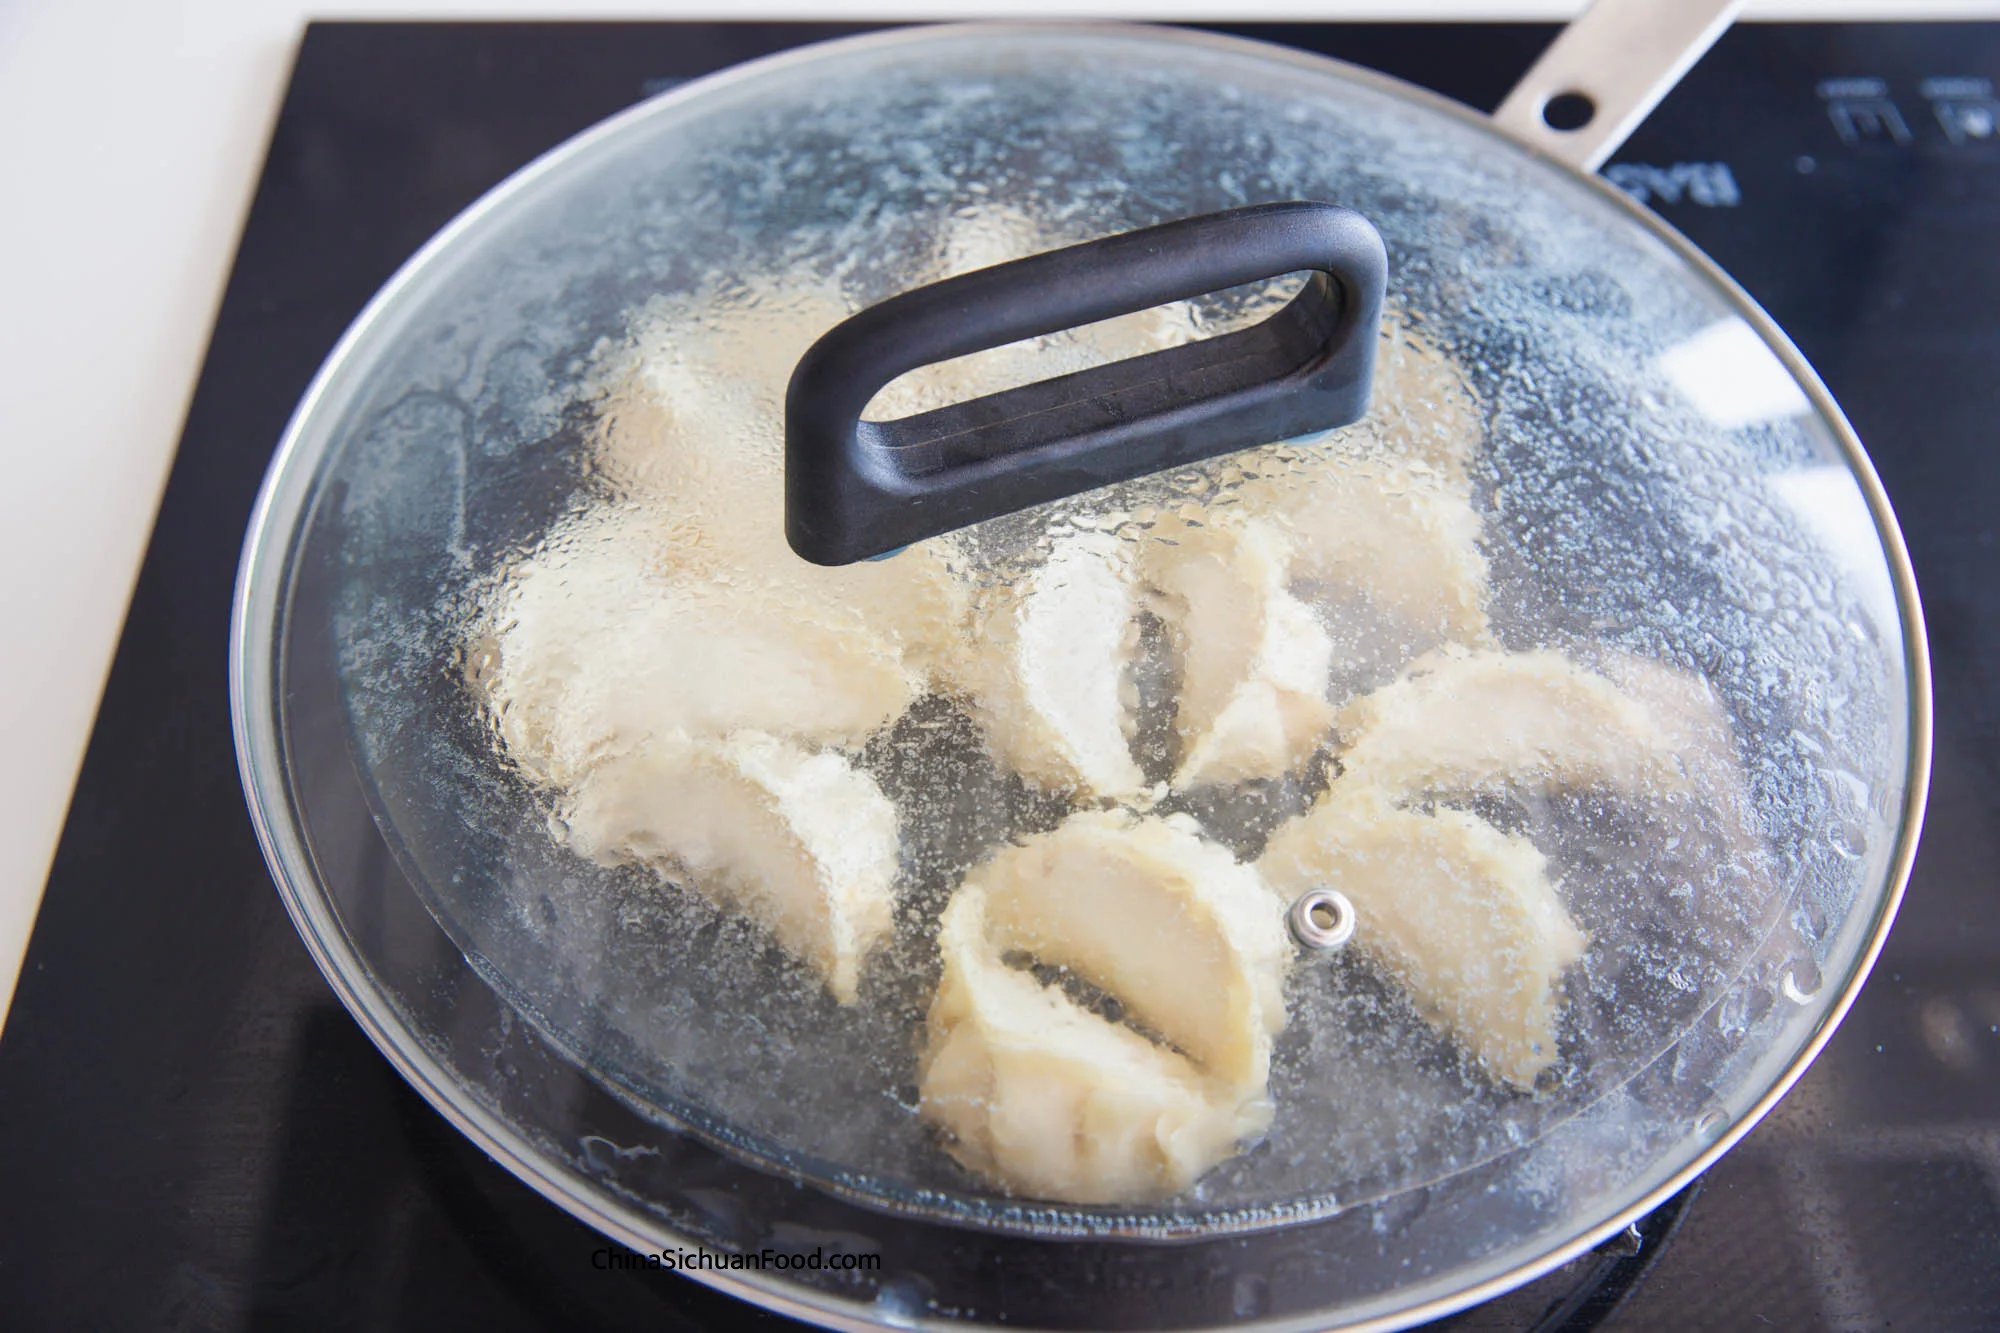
<box><xmin>1</xmin><ymin>20</ymin><xmax>1996</xmax><ymax>1332</ymax></box>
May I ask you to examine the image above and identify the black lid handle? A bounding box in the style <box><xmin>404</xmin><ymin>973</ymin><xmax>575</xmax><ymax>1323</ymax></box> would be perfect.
<box><xmin>784</xmin><ymin>201</ymin><xmax>1387</xmax><ymax>565</ymax></box>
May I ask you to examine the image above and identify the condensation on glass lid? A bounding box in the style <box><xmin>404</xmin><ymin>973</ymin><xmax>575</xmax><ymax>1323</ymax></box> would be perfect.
<box><xmin>437</xmin><ymin>217</ymin><xmax>1839</xmax><ymax>1224</ymax></box>
<box><xmin>295</xmin><ymin>37</ymin><xmax>1905</xmax><ymax>1238</ymax></box>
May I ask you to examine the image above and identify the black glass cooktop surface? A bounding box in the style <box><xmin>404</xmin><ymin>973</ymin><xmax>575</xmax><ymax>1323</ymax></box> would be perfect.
<box><xmin>1</xmin><ymin>21</ymin><xmax>1996</xmax><ymax>1332</ymax></box>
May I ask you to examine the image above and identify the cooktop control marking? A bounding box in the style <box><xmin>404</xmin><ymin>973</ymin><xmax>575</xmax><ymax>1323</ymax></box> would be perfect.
<box><xmin>1818</xmin><ymin>76</ymin><xmax>1914</xmax><ymax>146</ymax></box>
<box><xmin>1604</xmin><ymin>161</ymin><xmax>1741</xmax><ymax>206</ymax></box>
<box><xmin>1921</xmin><ymin>76</ymin><xmax>1999</xmax><ymax>144</ymax></box>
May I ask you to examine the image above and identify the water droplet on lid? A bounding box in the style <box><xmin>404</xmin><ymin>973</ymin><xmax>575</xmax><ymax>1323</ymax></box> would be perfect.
<box><xmin>1715</xmin><ymin>987</ymin><xmax>1751</xmax><ymax>1038</ymax></box>
<box><xmin>1791</xmin><ymin>900</ymin><xmax>1828</xmax><ymax>942</ymax></box>
<box><xmin>1829</xmin><ymin>819</ymin><xmax>1867</xmax><ymax>858</ymax></box>
<box><xmin>872</xmin><ymin>1276</ymin><xmax>933</xmax><ymax>1327</ymax></box>
<box><xmin>1369</xmin><ymin>1186</ymin><xmax>1432</xmax><ymax>1237</ymax></box>
<box><xmin>1695</xmin><ymin>1108</ymin><xmax>1729</xmax><ymax>1142</ymax></box>
<box><xmin>1783</xmin><ymin>959</ymin><xmax>1824</xmax><ymax>1004</ymax></box>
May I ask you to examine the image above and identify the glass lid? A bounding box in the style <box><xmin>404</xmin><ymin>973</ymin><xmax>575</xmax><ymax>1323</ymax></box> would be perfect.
<box><xmin>233</xmin><ymin>22</ymin><xmax>1927</xmax><ymax>1330</ymax></box>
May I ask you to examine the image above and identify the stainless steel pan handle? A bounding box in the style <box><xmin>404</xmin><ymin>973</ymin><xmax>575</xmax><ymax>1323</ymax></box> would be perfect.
<box><xmin>1493</xmin><ymin>0</ymin><xmax>1745</xmax><ymax>171</ymax></box>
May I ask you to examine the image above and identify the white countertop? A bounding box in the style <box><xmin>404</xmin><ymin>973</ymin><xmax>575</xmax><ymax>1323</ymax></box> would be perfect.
<box><xmin>0</xmin><ymin>0</ymin><xmax>1990</xmax><ymax>1032</ymax></box>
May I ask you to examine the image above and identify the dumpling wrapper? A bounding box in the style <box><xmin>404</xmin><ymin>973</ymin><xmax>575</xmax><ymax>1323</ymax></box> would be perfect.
<box><xmin>972</xmin><ymin>809</ymin><xmax>1290</xmax><ymax>1090</ymax></box>
<box><xmin>1141</xmin><ymin>515</ymin><xmax>1336</xmax><ymax>790</ymax></box>
<box><xmin>1335</xmin><ymin>647</ymin><xmax>1700</xmax><ymax>804</ymax></box>
<box><xmin>472</xmin><ymin>503</ymin><xmax>919</xmax><ymax>789</ymax></box>
<box><xmin>557</xmin><ymin>731</ymin><xmax>899</xmax><ymax>1005</ymax></box>
<box><xmin>1214</xmin><ymin>310</ymin><xmax>1490</xmax><ymax>675</ymax></box>
<box><xmin>919</xmin><ymin>884</ymin><xmax>1270</xmax><ymax>1204</ymax></box>
<box><xmin>589</xmin><ymin>361</ymin><xmax>969</xmax><ymax>679</ymax></box>
<box><xmin>954</xmin><ymin>531</ymin><xmax>1148</xmax><ymax>800</ymax></box>
<box><xmin>1270</xmin><ymin>462</ymin><xmax>1493</xmax><ymax>651</ymax></box>
<box><xmin>1259</xmin><ymin>782</ymin><xmax>1586</xmax><ymax>1088</ymax></box>
<box><xmin>1589</xmin><ymin>648</ymin><xmax>1753</xmax><ymax>810</ymax></box>
<box><xmin>1356</xmin><ymin>311</ymin><xmax>1487</xmax><ymax>487</ymax></box>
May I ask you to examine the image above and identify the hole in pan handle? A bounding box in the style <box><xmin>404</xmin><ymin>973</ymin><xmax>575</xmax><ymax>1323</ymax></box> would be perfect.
<box><xmin>783</xmin><ymin>200</ymin><xmax>1387</xmax><ymax>566</ymax></box>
